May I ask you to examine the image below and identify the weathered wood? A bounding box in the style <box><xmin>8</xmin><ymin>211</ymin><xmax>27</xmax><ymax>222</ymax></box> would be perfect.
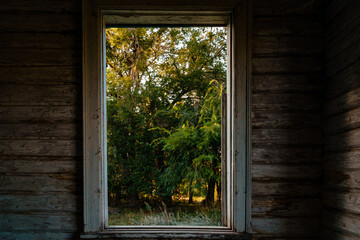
<box><xmin>252</xmin><ymin>164</ymin><xmax>321</xmax><ymax>181</ymax></box>
<box><xmin>322</xmin><ymin>227</ymin><xmax>360</xmax><ymax>240</ymax></box>
<box><xmin>253</xmin><ymin>56</ymin><xmax>323</xmax><ymax>74</ymax></box>
<box><xmin>0</xmin><ymin>0</ymin><xmax>80</xmax><ymax>12</ymax></box>
<box><xmin>252</xmin><ymin>197</ymin><xmax>321</xmax><ymax>217</ymax></box>
<box><xmin>321</xmin><ymin>210</ymin><xmax>360</xmax><ymax>237</ymax></box>
<box><xmin>252</xmin><ymin>129</ymin><xmax>322</xmax><ymax>145</ymax></box>
<box><xmin>0</xmin><ymin>193</ymin><xmax>79</xmax><ymax>212</ymax></box>
<box><xmin>323</xmin><ymin>87</ymin><xmax>360</xmax><ymax>117</ymax></box>
<box><xmin>0</xmin><ymin>174</ymin><xmax>80</xmax><ymax>193</ymax></box>
<box><xmin>327</xmin><ymin>22</ymin><xmax>360</xmax><ymax>58</ymax></box>
<box><xmin>0</xmin><ymin>106</ymin><xmax>80</xmax><ymax>123</ymax></box>
<box><xmin>253</xmin><ymin>36</ymin><xmax>323</xmax><ymax>56</ymax></box>
<box><xmin>0</xmin><ymin>231</ymin><xmax>76</xmax><ymax>240</ymax></box>
<box><xmin>251</xmin><ymin>217</ymin><xmax>318</xmax><ymax>236</ymax></box>
<box><xmin>326</xmin><ymin>0</ymin><xmax>350</xmax><ymax>22</ymax></box>
<box><xmin>252</xmin><ymin>93</ymin><xmax>321</xmax><ymax>111</ymax></box>
<box><xmin>0</xmin><ymin>32</ymin><xmax>81</xmax><ymax>49</ymax></box>
<box><xmin>252</xmin><ymin>111</ymin><xmax>321</xmax><ymax>129</ymax></box>
<box><xmin>252</xmin><ymin>74</ymin><xmax>322</xmax><ymax>93</ymax></box>
<box><xmin>324</xmin><ymin>151</ymin><xmax>360</xmax><ymax>168</ymax></box>
<box><xmin>323</xmin><ymin>191</ymin><xmax>360</xmax><ymax>214</ymax></box>
<box><xmin>325</xmin><ymin>107</ymin><xmax>360</xmax><ymax>135</ymax></box>
<box><xmin>252</xmin><ymin>181</ymin><xmax>320</xmax><ymax>196</ymax></box>
<box><xmin>0</xmin><ymin>85</ymin><xmax>79</xmax><ymax>105</ymax></box>
<box><xmin>0</xmin><ymin>214</ymin><xmax>78</xmax><ymax>231</ymax></box>
<box><xmin>253</xmin><ymin>0</ymin><xmax>323</xmax><ymax>16</ymax></box>
<box><xmin>0</xmin><ymin>140</ymin><xmax>80</xmax><ymax>156</ymax></box>
<box><xmin>325</xmin><ymin>128</ymin><xmax>360</xmax><ymax>152</ymax></box>
<box><xmin>0</xmin><ymin>66</ymin><xmax>81</xmax><ymax>84</ymax></box>
<box><xmin>323</xmin><ymin>169</ymin><xmax>360</xmax><ymax>190</ymax></box>
<box><xmin>0</xmin><ymin>14</ymin><xmax>80</xmax><ymax>33</ymax></box>
<box><xmin>253</xmin><ymin>16</ymin><xmax>323</xmax><ymax>36</ymax></box>
<box><xmin>0</xmin><ymin>49</ymin><xmax>80</xmax><ymax>67</ymax></box>
<box><xmin>252</xmin><ymin>146</ymin><xmax>322</xmax><ymax>164</ymax></box>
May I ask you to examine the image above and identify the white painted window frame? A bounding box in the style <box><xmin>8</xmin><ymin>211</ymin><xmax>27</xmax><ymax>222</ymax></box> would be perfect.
<box><xmin>82</xmin><ymin>0</ymin><xmax>251</xmax><ymax>238</ymax></box>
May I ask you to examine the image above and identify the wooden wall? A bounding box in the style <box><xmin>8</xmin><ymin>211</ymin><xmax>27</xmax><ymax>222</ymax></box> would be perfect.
<box><xmin>251</xmin><ymin>0</ymin><xmax>324</xmax><ymax>238</ymax></box>
<box><xmin>0</xmin><ymin>1</ymin><xmax>82</xmax><ymax>239</ymax></box>
<box><xmin>321</xmin><ymin>0</ymin><xmax>360</xmax><ymax>238</ymax></box>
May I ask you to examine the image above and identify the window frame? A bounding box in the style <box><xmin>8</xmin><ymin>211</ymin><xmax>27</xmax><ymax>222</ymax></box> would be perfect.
<box><xmin>82</xmin><ymin>0</ymin><xmax>251</xmax><ymax>238</ymax></box>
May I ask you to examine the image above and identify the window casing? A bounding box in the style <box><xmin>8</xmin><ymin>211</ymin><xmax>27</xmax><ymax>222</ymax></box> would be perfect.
<box><xmin>82</xmin><ymin>0</ymin><xmax>251</xmax><ymax>238</ymax></box>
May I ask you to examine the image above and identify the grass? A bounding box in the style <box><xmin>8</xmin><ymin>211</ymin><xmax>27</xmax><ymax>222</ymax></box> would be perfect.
<box><xmin>108</xmin><ymin>201</ymin><xmax>221</xmax><ymax>226</ymax></box>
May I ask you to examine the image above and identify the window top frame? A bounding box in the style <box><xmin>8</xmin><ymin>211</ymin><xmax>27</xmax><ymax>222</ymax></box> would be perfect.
<box><xmin>82</xmin><ymin>0</ymin><xmax>251</xmax><ymax>238</ymax></box>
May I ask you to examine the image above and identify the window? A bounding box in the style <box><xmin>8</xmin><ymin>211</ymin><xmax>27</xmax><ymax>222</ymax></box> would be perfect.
<box><xmin>82</xmin><ymin>0</ymin><xmax>251</xmax><ymax>238</ymax></box>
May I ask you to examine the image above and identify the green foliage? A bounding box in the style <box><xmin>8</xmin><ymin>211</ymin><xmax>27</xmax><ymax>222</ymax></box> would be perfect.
<box><xmin>106</xmin><ymin>27</ymin><xmax>226</xmax><ymax>206</ymax></box>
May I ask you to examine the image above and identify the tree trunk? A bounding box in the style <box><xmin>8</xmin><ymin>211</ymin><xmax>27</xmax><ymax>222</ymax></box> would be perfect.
<box><xmin>206</xmin><ymin>178</ymin><xmax>215</xmax><ymax>205</ymax></box>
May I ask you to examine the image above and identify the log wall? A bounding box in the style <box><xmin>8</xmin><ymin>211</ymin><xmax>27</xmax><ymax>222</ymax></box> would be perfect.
<box><xmin>321</xmin><ymin>0</ymin><xmax>360</xmax><ymax>238</ymax></box>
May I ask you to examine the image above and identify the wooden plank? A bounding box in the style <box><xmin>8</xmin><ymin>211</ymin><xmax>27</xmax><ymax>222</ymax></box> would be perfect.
<box><xmin>321</xmin><ymin>210</ymin><xmax>360</xmax><ymax>237</ymax></box>
<box><xmin>0</xmin><ymin>158</ymin><xmax>79</xmax><ymax>174</ymax></box>
<box><xmin>322</xmin><ymin>226</ymin><xmax>360</xmax><ymax>240</ymax></box>
<box><xmin>253</xmin><ymin>16</ymin><xmax>323</xmax><ymax>36</ymax></box>
<box><xmin>0</xmin><ymin>14</ymin><xmax>80</xmax><ymax>32</ymax></box>
<box><xmin>323</xmin><ymin>87</ymin><xmax>360</xmax><ymax>117</ymax></box>
<box><xmin>0</xmin><ymin>32</ymin><xmax>81</xmax><ymax>49</ymax></box>
<box><xmin>252</xmin><ymin>181</ymin><xmax>320</xmax><ymax>196</ymax></box>
<box><xmin>252</xmin><ymin>111</ymin><xmax>321</xmax><ymax>129</ymax></box>
<box><xmin>324</xmin><ymin>151</ymin><xmax>360</xmax><ymax>169</ymax></box>
<box><xmin>325</xmin><ymin>128</ymin><xmax>360</xmax><ymax>152</ymax></box>
<box><xmin>251</xmin><ymin>217</ymin><xmax>318</xmax><ymax>236</ymax></box>
<box><xmin>0</xmin><ymin>140</ymin><xmax>80</xmax><ymax>156</ymax></box>
<box><xmin>325</xmin><ymin>107</ymin><xmax>360</xmax><ymax>135</ymax></box>
<box><xmin>0</xmin><ymin>193</ymin><xmax>79</xmax><ymax>212</ymax></box>
<box><xmin>0</xmin><ymin>214</ymin><xmax>78</xmax><ymax>231</ymax></box>
<box><xmin>0</xmin><ymin>0</ymin><xmax>80</xmax><ymax>12</ymax></box>
<box><xmin>252</xmin><ymin>164</ymin><xmax>321</xmax><ymax>181</ymax></box>
<box><xmin>252</xmin><ymin>196</ymin><xmax>320</xmax><ymax>217</ymax></box>
<box><xmin>323</xmin><ymin>191</ymin><xmax>360</xmax><ymax>214</ymax></box>
<box><xmin>323</xmin><ymin>169</ymin><xmax>360</xmax><ymax>190</ymax></box>
<box><xmin>252</xmin><ymin>129</ymin><xmax>322</xmax><ymax>145</ymax></box>
<box><xmin>0</xmin><ymin>231</ymin><xmax>76</xmax><ymax>240</ymax></box>
<box><xmin>0</xmin><ymin>174</ymin><xmax>80</xmax><ymax>193</ymax></box>
<box><xmin>0</xmin><ymin>49</ymin><xmax>80</xmax><ymax>67</ymax></box>
<box><xmin>0</xmin><ymin>106</ymin><xmax>80</xmax><ymax>123</ymax></box>
<box><xmin>253</xmin><ymin>0</ymin><xmax>323</xmax><ymax>16</ymax></box>
<box><xmin>252</xmin><ymin>146</ymin><xmax>322</xmax><ymax>164</ymax></box>
<box><xmin>0</xmin><ymin>85</ymin><xmax>79</xmax><ymax>105</ymax></box>
<box><xmin>252</xmin><ymin>74</ymin><xmax>322</xmax><ymax>93</ymax></box>
<box><xmin>253</xmin><ymin>56</ymin><xmax>323</xmax><ymax>74</ymax></box>
<box><xmin>253</xmin><ymin>36</ymin><xmax>323</xmax><ymax>56</ymax></box>
<box><xmin>252</xmin><ymin>93</ymin><xmax>321</xmax><ymax>111</ymax></box>
<box><xmin>0</xmin><ymin>66</ymin><xmax>81</xmax><ymax>84</ymax></box>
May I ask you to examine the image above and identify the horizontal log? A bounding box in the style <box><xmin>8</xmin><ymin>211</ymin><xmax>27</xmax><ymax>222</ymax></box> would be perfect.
<box><xmin>0</xmin><ymin>158</ymin><xmax>80</xmax><ymax>174</ymax></box>
<box><xmin>252</xmin><ymin>93</ymin><xmax>321</xmax><ymax>111</ymax></box>
<box><xmin>321</xmin><ymin>210</ymin><xmax>360</xmax><ymax>237</ymax></box>
<box><xmin>253</xmin><ymin>36</ymin><xmax>323</xmax><ymax>56</ymax></box>
<box><xmin>0</xmin><ymin>213</ymin><xmax>78</xmax><ymax>231</ymax></box>
<box><xmin>252</xmin><ymin>146</ymin><xmax>321</xmax><ymax>164</ymax></box>
<box><xmin>252</xmin><ymin>197</ymin><xmax>321</xmax><ymax>217</ymax></box>
<box><xmin>325</xmin><ymin>107</ymin><xmax>360</xmax><ymax>135</ymax></box>
<box><xmin>0</xmin><ymin>231</ymin><xmax>76</xmax><ymax>240</ymax></box>
<box><xmin>322</xmin><ymin>226</ymin><xmax>360</xmax><ymax>240</ymax></box>
<box><xmin>251</xmin><ymin>217</ymin><xmax>318</xmax><ymax>236</ymax></box>
<box><xmin>0</xmin><ymin>193</ymin><xmax>79</xmax><ymax>212</ymax></box>
<box><xmin>252</xmin><ymin>181</ymin><xmax>320</xmax><ymax>196</ymax></box>
<box><xmin>0</xmin><ymin>32</ymin><xmax>81</xmax><ymax>49</ymax></box>
<box><xmin>0</xmin><ymin>0</ymin><xmax>80</xmax><ymax>12</ymax></box>
<box><xmin>323</xmin><ymin>190</ymin><xmax>360</xmax><ymax>214</ymax></box>
<box><xmin>0</xmin><ymin>84</ymin><xmax>80</xmax><ymax>105</ymax></box>
<box><xmin>252</xmin><ymin>164</ymin><xmax>321</xmax><ymax>181</ymax></box>
<box><xmin>252</xmin><ymin>129</ymin><xmax>322</xmax><ymax>145</ymax></box>
<box><xmin>323</xmin><ymin>169</ymin><xmax>360</xmax><ymax>190</ymax></box>
<box><xmin>0</xmin><ymin>139</ymin><xmax>81</xmax><ymax>156</ymax></box>
<box><xmin>325</xmin><ymin>128</ymin><xmax>360</xmax><ymax>152</ymax></box>
<box><xmin>253</xmin><ymin>16</ymin><xmax>323</xmax><ymax>36</ymax></box>
<box><xmin>0</xmin><ymin>106</ymin><xmax>80</xmax><ymax>123</ymax></box>
<box><xmin>253</xmin><ymin>56</ymin><xmax>324</xmax><ymax>74</ymax></box>
<box><xmin>324</xmin><ymin>151</ymin><xmax>360</xmax><ymax>169</ymax></box>
<box><xmin>323</xmin><ymin>87</ymin><xmax>360</xmax><ymax>117</ymax></box>
<box><xmin>252</xmin><ymin>111</ymin><xmax>321</xmax><ymax>129</ymax></box>
<box><xmin>252</xmin><ymin>74</ymin><xmax>322</xmax><ymax>92</ymax></box>
<box><xmin>253</xmin><ymin>0</ymin><xmax>322</xmax><ymax>16</ymax></box>
<box><xmin>0</xmin><ymin>66</ymin><xmax>81</xmax><ymax>84</ymax></box>
<box><xmin>0</xmin><ymin>14</ymin><xmax>81</xmax><ymax>32</ymax></box>
<box><xmin>0</xmin><ymin>174</ymin><xmax>80</xmax><ymax>193</ymax></box>
<box><xmin>0</xmin><ymin>49</ymin><xmax>80</xmax><ymax>67</ymax></box>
